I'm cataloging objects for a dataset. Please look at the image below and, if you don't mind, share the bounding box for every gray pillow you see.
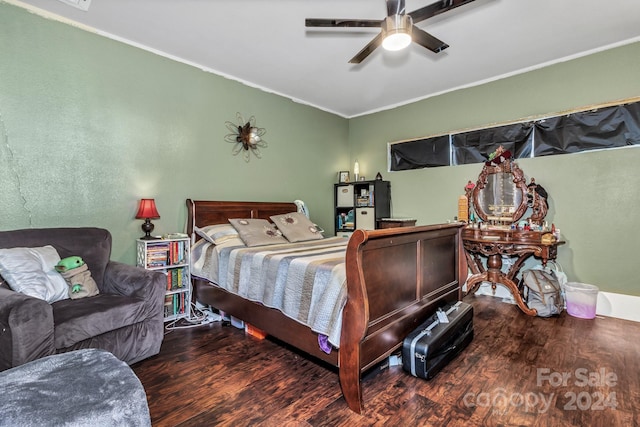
[228,219,288,247]
[270,212,324,243]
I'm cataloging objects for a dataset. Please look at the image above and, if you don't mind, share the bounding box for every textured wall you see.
[0,3,349,263]
[348,42,640,295]
[2,2,639,296]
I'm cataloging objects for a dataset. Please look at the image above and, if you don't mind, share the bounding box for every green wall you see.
[2,2,639,296]
[0,3,349,263]
[348,42,640,295]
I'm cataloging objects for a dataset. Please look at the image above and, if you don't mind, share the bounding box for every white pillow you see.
[194,224,244,246]
[0,245,69,303]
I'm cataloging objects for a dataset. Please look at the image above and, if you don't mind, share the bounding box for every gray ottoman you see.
[0,349,151,427]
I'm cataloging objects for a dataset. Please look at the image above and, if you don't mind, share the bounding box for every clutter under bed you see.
[186,199,466,414]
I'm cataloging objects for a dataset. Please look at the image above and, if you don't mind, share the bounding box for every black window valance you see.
[534,102,640,156]
[389,100,640,171]
[389,135,449,170]
[452,123,534,165]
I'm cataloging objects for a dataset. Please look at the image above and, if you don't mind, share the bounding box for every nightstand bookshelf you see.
[136,237,191,322]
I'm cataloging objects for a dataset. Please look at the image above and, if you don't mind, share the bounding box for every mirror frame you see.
[470,159,529,224]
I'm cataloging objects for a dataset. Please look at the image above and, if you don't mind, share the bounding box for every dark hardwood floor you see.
[132,296,640,426]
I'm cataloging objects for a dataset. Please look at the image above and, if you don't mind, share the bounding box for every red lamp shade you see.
[135,199,160,220]
[135,199,160,240]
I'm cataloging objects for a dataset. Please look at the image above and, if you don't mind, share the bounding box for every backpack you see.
[521,269,564,317]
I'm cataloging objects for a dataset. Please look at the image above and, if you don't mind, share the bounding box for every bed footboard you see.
[185,200,465,414]
[340,223,465,413]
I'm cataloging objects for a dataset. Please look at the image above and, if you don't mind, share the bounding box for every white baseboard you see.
[595,291,640,322]
[468,283,640,323]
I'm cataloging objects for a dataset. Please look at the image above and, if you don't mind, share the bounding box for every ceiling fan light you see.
[381,15,413,51]
[382,32,412,51]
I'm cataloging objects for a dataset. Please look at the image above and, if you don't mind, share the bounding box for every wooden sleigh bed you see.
[186,199,467,414]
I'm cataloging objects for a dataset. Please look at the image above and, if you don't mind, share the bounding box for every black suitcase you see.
[402,301,474,379]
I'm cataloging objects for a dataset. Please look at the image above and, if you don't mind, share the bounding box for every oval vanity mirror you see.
[471,159,528,224]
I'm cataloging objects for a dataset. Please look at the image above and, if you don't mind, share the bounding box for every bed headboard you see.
[186,199,298,238]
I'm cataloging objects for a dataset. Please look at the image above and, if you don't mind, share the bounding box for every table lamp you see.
[135,198,160,240]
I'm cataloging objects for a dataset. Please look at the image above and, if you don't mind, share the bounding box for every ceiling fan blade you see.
[412,26,449,53]
[349,33,383,64]
[305,18,381,28]
[386,0,406,17]
[409,0,477,24]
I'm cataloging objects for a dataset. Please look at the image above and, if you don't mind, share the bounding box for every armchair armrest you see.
[102,261,165,319]
[0,288,55,371]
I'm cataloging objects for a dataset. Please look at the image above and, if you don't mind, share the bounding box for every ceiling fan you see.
[305,0,477,64]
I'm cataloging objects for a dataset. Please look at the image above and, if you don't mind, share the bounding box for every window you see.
[389,100,640,171]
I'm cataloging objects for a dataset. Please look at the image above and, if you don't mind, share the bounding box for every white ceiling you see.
[10,0,640,118]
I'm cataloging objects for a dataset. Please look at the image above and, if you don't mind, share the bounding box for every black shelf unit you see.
[334,180,390,235]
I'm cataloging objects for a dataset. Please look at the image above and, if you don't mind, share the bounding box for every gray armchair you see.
[0,227,165,371]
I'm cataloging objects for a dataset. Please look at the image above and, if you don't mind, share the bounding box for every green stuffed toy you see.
[55,256,99,299]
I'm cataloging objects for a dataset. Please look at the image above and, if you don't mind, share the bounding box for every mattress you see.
[191,237,349,347]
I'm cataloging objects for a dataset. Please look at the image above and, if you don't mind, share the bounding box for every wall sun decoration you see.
[224,113,267,162]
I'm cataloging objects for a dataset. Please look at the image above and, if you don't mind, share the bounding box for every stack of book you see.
[163,293,187,317]
[166,267,187,290]
[145,241,170,267]
[145,240,186,268]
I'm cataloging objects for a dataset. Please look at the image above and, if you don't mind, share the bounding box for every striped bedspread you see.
[192,237,349,347]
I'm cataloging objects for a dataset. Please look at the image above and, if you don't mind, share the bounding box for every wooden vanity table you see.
[462,147,563,316]
[462,227,564,315]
